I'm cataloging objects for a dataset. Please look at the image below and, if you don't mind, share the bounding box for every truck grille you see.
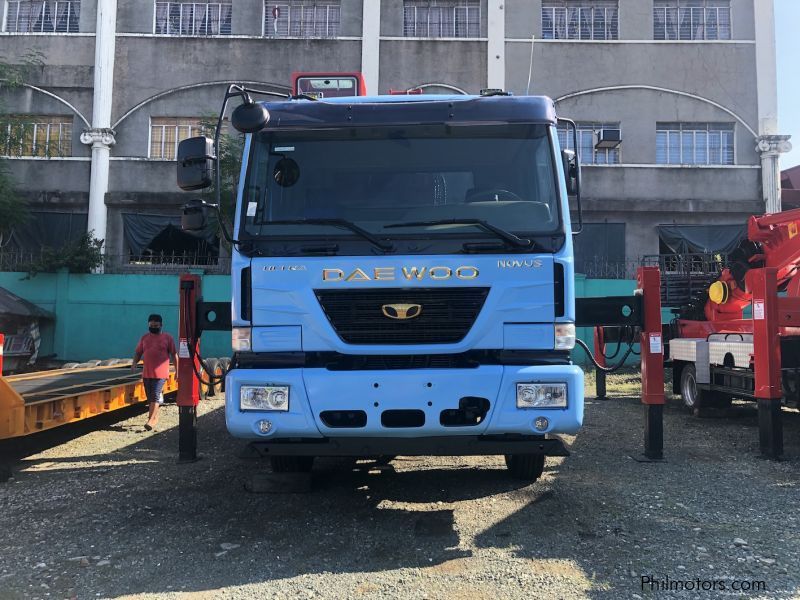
[314,287,490,345]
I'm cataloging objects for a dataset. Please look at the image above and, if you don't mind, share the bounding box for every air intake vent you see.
[314,287,489,345]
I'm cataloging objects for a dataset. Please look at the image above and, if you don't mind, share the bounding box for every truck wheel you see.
[270,456,314,473]
[679,364,702,410]
[202,358,219,398]
[679,364,731,412]
[504,454,545,481]
[218,357,231,393]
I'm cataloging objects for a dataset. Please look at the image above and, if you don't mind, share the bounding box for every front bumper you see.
[244,435,570,457]
[225,364,584,456]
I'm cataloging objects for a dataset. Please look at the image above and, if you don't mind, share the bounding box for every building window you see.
[653,0,731,40]
[4,1,80,33]
[558,123,621,165]
[656,123,734,165]
[403,0,481,38]
[2,116,73,157]
[149,118,208,160]
[541,1,618,40]
[154,2,232,36]
[264,1,341,38]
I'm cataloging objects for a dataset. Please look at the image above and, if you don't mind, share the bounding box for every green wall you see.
[1,271,652,366]
[0,270,231,362]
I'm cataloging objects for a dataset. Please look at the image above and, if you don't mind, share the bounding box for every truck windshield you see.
[240,123,562,254]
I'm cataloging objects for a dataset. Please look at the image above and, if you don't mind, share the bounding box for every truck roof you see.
[259,94,558,129]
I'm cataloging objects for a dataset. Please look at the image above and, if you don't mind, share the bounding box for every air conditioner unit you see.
[595,128,622,149]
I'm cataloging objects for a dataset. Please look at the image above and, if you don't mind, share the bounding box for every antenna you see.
[526,35,536,95]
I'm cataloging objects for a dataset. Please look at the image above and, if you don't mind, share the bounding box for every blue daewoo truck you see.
[178,89,584,480]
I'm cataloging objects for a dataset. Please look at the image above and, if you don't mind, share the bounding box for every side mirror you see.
[232,102,270,133]
[181,200,208,232]
[561,149,581,196]
[177,136,215,191]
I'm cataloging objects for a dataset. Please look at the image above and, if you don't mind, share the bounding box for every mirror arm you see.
[212,84,287,242]
[190,199,238,245]
[557,117,583,235]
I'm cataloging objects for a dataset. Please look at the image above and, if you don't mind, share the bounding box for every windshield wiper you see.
[384,219,532,249]
[265,219,394,252]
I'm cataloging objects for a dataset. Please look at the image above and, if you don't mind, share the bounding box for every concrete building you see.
[0,0,791,274]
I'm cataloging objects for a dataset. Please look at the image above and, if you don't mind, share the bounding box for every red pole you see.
[177,274,201,462]
[747,267,783,458]
[637,266,665,459]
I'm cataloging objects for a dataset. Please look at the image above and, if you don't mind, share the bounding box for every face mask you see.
[149,326,161,334]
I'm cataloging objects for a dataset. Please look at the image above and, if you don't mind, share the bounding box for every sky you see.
[776,0,800,169]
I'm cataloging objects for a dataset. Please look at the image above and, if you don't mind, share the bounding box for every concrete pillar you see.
[487,0,505,91]
[80,0,118,252]
[754,0,791,212]
[754,0,778,136]
[361,0,380,95]
[757,135,793,213]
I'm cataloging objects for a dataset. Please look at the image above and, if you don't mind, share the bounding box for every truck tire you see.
[679,364,731,412]
[219,357,231,393]
[203,358,219,398]
[504,454,545,481]
[270,456,314,473]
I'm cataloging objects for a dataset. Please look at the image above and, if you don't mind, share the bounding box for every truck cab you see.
[179,93,584,480]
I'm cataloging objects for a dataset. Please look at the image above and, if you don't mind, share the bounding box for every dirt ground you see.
[1,373,799,599]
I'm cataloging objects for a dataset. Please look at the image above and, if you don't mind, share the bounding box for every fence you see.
[0,270,232,362]
[6,251,716,281]
[642,253,726,307]
[0,251,230,276]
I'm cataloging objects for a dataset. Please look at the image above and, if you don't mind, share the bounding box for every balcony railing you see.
[4,0,80,33]
[0,251,229,275]
[154,2,232,36]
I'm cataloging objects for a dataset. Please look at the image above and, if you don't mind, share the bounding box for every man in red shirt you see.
[132,314,178,431]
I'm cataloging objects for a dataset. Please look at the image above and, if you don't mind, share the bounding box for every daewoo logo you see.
[381,303,422,320]
[322,266,479,282]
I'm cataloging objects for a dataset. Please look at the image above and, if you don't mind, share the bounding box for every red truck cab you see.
[291,72,366,98]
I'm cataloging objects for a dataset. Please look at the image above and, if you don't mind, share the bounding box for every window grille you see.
[2,115,73,157]
[149,117,209,160]
[558,123,621,165]
[154,2,232,36]
[4,1,80,33]
[403,0,481,38]
[656,123,735,165]
[653,0,731,40]
[264,1,341,38]
[541,1,618,40]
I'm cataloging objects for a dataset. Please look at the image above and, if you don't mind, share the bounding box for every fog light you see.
[257,419,272,434]
[534,416,549,431]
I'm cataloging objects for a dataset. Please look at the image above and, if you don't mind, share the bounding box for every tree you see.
[0,51,44,246]
[25,231,104,277]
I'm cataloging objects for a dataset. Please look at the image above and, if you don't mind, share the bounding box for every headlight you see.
[517,383,567,409]
[232,327,251,352]
[554,323,575,350]
[240,385,290,411]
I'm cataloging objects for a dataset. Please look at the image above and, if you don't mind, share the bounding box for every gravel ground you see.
[1,379,799,600]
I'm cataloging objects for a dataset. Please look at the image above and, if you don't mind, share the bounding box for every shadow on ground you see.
[1,394,799,599]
